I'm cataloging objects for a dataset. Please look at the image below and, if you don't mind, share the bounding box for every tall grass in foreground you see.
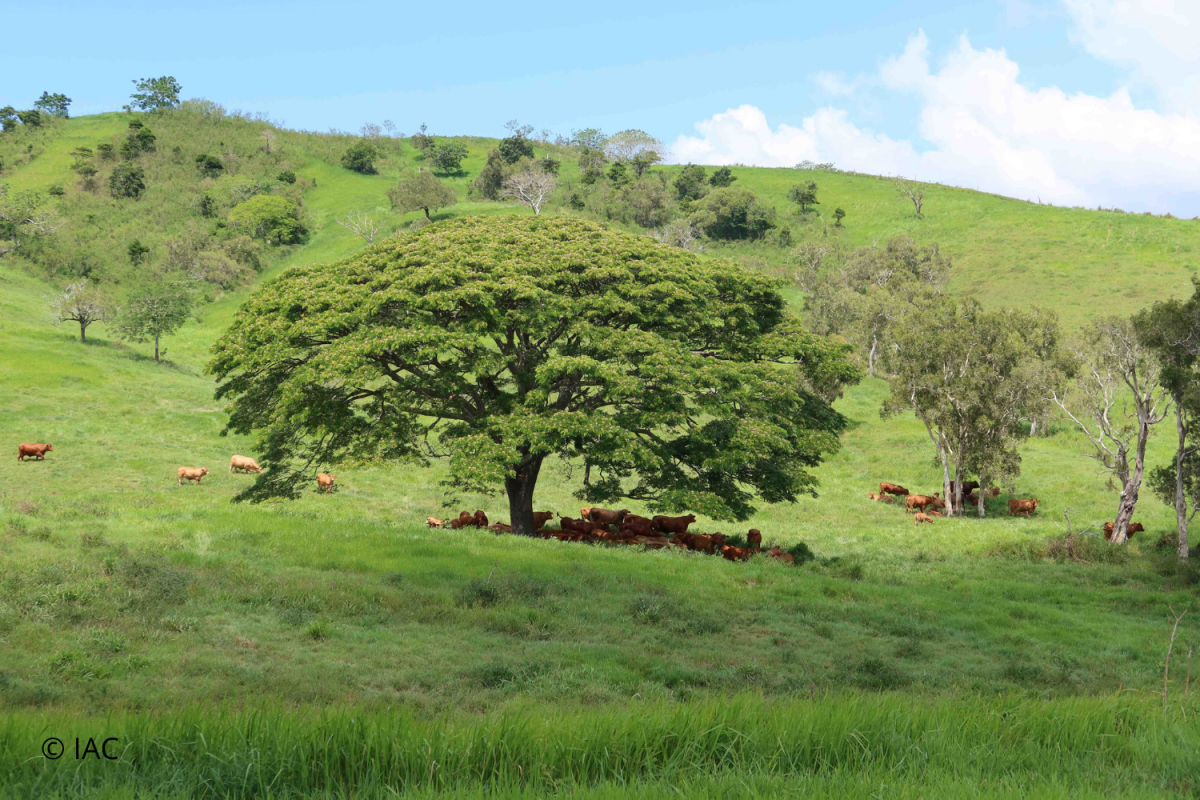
[2,694,1197,797]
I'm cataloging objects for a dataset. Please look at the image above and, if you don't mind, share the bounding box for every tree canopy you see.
[388,171,457,219]
[228,195,308,244]
[689,187,776,240]
[209,217,859,534]
[130,76,182,112]
[34,92,71,118]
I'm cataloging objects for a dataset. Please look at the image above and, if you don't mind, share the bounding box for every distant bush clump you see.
[109,162,146,199]
[228,195,308,245]
[195,154,224,177]
[689,187,776,240]
[341,141,378,174]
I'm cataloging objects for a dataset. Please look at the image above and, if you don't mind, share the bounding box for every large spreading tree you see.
[209,216,858,534]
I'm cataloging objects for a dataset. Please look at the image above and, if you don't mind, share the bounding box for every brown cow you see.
[905,494,938,513]
[913,512,934,525]
[317,473,337,493]
[949,480,980,496]
[765,546,795,564]
[879,482,908,496]
[426,516,445,528]
[489,522,512,533]
[533,511,555,530]
[473,510,489,529]
[620,520,658,538]
[587,508,630,526]
[721,545,755,562]
[177,467,209,485]
[989,487,1002,498]
[18,443,53,462]
[561,516,608,535]
[710,532,728,548]
[634,535,671,549]
[747,529,762,549]
[652,514,696,535]
[1103,521,1145,541]
[448,518,466,530]
[229,455,263,474]
[1008,498,1040,517]
[623,514,653,527]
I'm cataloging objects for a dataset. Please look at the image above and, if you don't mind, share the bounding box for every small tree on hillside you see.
[228,196,308,244]
[673,164,708,203]
[337,210,384,244]
[1051,317,1171,543]
[788,181,820,213]
[209,216,859,534]
[50,281,113,343]
[0,188,61,254]
[688,187,775,241]
[410,124,434,152]
[709,167,736,187]
[35,92,71,118]
[117,279,193,362]
[833,207,846,227]
[128,239,151,265]
[108,163,146,198]
[497,135,535,165]
[388,170,457,219]
[341,141,379,174]
[130,76,182,112]
[892,178,925,218]
[195,154,224,177]
[604,129,665,166]
[430,141,469,174]
[501,169,555,215]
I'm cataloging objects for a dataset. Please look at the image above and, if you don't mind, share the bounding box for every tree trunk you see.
[1112,418,1151,544]
[868,335,877,378]
[506,456,544,537]
[1175,403,1190,559]
[423,207,431,219]
[154,333,160,362]
[79,321,87,343]
[977,469,987,518]
[938,436,954,518]
[952,460,965,517]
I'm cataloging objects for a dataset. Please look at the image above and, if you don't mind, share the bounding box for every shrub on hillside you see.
[195,154,224,178]
[228,195,307,245]
[430,141,468,174]
[689,187,776,240]
[341,141,379,174]
[471,150,508,200]
[498,135,535,165]
[109,162,146,199]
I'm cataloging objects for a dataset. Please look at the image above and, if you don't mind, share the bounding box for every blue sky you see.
[4,0,1200,214]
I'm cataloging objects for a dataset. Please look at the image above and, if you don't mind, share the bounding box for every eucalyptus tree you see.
[209,217,859,534]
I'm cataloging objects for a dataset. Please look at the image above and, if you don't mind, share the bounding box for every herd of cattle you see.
[869,480,1142,540]
[426,507,796,564]
[16,443,1148,543]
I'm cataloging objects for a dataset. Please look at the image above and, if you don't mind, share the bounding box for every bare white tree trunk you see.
[1112,417,1152,544]
[1175,403,1190,559]
[868,334,878,378]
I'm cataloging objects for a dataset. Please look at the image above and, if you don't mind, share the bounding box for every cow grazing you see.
[317,473,337,493]
[177,467,209,485]
[473,510,489,529]
[229,455,263,474]
[1008,498,1040,517]
[913,512,934,525]
[905,494,938,513]
[879,482,908,496]
[426,516,445,528]
[532,511,555,530]
[17,443,53,462]
[747,529,762,549]
[652,514,697,535]
[587,508,630,526]
[1103,521,1145,541]
[721,545,755,562]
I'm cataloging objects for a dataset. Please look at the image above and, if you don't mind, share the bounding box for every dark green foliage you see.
[121,125,157,158]
[228,195,307,245]
[34,92,71,118]
[537,155,560,176]
[709,166,736,187]
[788,181,820,213]
[834,207,846,227]
[209,217,858,533]
[673,163,708,202]
[409,123,434,152]
[0,106,17,133]
[620,179,672,228]
[198,193,217,217]
[430,141,468,174]
[16,109,43,127]
[578,147,606,184]
[127,240,151,266]
[630,150,662,178]
[96,143,114,160]
[116,279,194,362]
[195,154,224,178]
[108,162,146,199]
[607,161,630,186]
[130,76,182,111]
[48,185,64,197]
[340,141,378,174]
[497,135,534,164]
[689,187,776,240]
[277,169,296,184]
[472,150,508,199]
[787,541,816,565]
[567,192,585,211]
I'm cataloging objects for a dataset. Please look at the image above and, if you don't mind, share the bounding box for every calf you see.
[229,455,263,474]
[317,473,337,493]
[177,467,209,485]
[765,546,795,564]
[652,514,697,535]
[1007,498,1039,517]
[721,545,755,562]
[1102,521,1145,541]
[913,512,934,525]
[426,516,445,528]
[879,482,908,497]
[473,510,488,529]
[489,522,512,533]
[17,443,53,462]
[747,529,762,549]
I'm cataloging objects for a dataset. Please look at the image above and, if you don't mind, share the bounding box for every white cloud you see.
[1064,0,1200,111]
[670,31,1200,214]
[813,71,857,96]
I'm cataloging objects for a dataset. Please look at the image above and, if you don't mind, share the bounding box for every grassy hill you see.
[2,111,1199,796]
